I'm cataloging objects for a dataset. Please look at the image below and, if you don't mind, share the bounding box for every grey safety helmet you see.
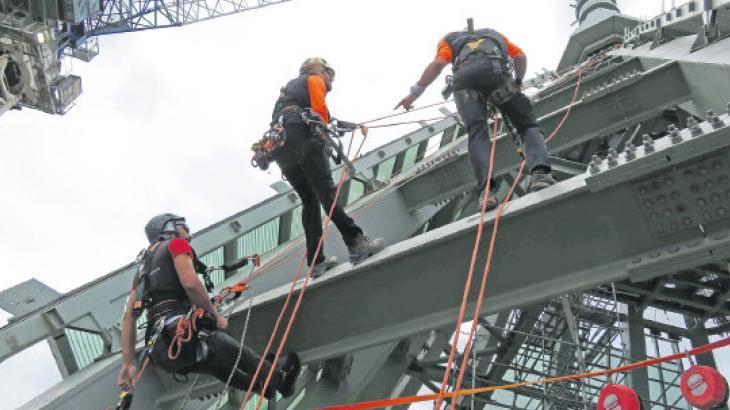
[299,57,335,78]
[144,213,189,244]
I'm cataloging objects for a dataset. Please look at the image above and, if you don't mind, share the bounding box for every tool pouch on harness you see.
[251,123,286,171]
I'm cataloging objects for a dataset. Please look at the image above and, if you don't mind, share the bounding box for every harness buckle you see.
[442,75,454,100]
[195,329,211,363]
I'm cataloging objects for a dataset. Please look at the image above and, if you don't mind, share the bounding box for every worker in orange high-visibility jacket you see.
[396,26,556,210]
[270,57,385,277]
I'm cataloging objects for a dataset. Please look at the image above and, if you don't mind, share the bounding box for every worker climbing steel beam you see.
[116,214,301,408]
[395,19,557,211]
[261,57,386,277]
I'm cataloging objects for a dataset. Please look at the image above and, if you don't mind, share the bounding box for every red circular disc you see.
[680,365,728,409]
[598,384,642,410]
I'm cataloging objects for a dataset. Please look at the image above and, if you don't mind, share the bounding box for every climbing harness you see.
[111,254,260,409]
[176,288,256,410]
[167,255,260,361]
[132,245,217,319]
[299,109,386,193]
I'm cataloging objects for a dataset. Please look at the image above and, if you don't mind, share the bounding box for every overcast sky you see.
[0,0,681,408]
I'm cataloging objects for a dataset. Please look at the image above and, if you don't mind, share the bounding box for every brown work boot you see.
[347,234,385,264]
[527,170,557,193]
[310,256,338,279]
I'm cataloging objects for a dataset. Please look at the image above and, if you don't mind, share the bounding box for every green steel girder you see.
[0,116,460,367]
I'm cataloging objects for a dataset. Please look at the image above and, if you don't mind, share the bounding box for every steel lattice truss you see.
[87,0,292,35]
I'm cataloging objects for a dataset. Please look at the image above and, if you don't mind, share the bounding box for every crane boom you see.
[87,0,292,36]
[0,0,292,117]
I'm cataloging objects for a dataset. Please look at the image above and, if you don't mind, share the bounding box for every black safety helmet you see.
[144,213,189,244]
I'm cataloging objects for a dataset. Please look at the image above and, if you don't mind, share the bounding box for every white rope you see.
[206,292,255,409]
[175,288,255,410]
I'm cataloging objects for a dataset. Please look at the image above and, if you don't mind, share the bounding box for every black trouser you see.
[150,319,281,398]
[275,119,363,266]
[452,60,551,193]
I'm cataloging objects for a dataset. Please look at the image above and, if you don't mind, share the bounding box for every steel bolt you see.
[607,148,619,168]
[669,124,683,144]
[625,143,637,160]
[643,134,655,153]
[712,115,726,129]
[688,117,703,136]
[589,154,602,174]
[708,110,725,128]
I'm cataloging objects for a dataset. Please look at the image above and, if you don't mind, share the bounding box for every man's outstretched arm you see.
[394,58,449,111]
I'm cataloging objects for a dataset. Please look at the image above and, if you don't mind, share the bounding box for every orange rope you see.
[239,251,308,407]
[451,159,527,409]
[321,337,730,410]
[240,131,363,409]
[449,65,585,408]
[435,115,500,408]
[254,130,368,410]
[131,356,150,388]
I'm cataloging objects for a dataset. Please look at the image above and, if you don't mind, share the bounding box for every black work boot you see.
[278,352,302,398]
[527,168,556,193]
[310,256,338,279]
[347,234,385,264]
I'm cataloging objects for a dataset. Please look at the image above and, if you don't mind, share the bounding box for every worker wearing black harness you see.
[270,57,385,277]
[117,213,300,401]
[395,23,556,210]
